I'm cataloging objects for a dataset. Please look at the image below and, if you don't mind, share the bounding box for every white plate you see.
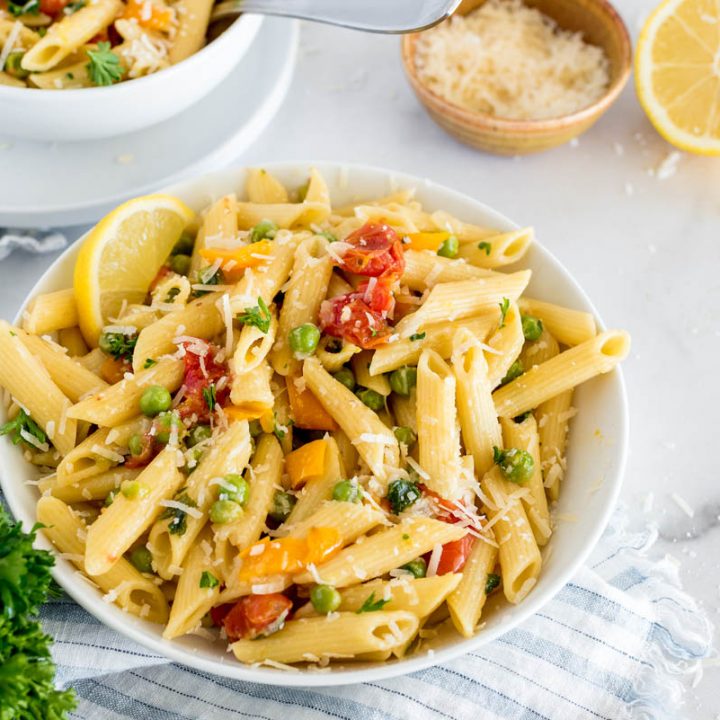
[0,163,629,687]
[0,18,298,229]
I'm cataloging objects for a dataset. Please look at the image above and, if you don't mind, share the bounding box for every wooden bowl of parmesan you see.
[401,0,631,155]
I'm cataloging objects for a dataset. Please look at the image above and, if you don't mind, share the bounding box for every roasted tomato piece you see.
[357,278,395,316]
[124,434,158,469]
[338,223,404,278]
[319,295,390,350]
[39,0,69,14]
[222,594,293,641]
[210,603,234,627]
[177,340,230,422]
[435,534,475,575]
[419,485,475,574]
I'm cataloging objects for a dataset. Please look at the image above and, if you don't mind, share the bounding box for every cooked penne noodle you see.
[485,301,525,388]
[303,357,399,482]
[457,227,534,268]
[352,350,391,396]
[416,349,462,500]
[168,0,214,63]
[58,327,89,357]
[500,416,551,546]
[85,447,184,576]
[39,466,140,503]
[401,250,496,291]
[493,330,631,418]
[481,468,541,604]
[518,297,596,347]
[0,320,76,455]
[246,168,289,203]
[231,611,419,664]
[37,496,168,623]
[452,330,501,476]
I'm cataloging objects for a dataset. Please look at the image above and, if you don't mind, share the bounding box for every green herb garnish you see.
[8,0,39,16]
[0,409,47,448]
[356,592,391,614]
[199,571,219,589]
[485,572,501,594]
[498,297,510,328]
[238,297,271,333]
[202,384,216,412]
[477,241,492,256]
[159,492,197,536]
[409,332,425,341]
[86,42,123,87]
[98,331,137,361]
[143,358,157,369]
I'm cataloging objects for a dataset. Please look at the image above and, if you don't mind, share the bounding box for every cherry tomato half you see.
[222,594,293,641]
[338,223,404,279]
[319,295,390,350]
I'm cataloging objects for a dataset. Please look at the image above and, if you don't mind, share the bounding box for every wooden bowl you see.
[401,0,632,155]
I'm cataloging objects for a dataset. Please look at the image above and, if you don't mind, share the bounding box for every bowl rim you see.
[0,161,629,686]
[0,11,262,100]
[401,0,632,131]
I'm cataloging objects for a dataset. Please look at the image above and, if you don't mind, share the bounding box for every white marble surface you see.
[1,1,719,715]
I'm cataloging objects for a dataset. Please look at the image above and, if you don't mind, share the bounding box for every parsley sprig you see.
[86,42,123,87]
[199,571,219,589]
[238,297,271,333]
[0,409,47,448]
[356,592,390,614]
[159,491,196,536]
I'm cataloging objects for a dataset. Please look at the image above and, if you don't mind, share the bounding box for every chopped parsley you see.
[8,0,39,16]
[409,332,426,341]
[86,42,123,87]
[237,297,271,333]
[500,359,524,386]
[193,266,224,296]
[402,533,410,540]
[199,571,219,589]
[143,358,157,369]
[485,572,501,594]
[159,492,197,536]
[356,592,391,614]
[98,331,137,360]
[272,413,291,441]
[0,409,47,448]
[477,241,492,256]
[498,297,510,328]
[202,384,216,412]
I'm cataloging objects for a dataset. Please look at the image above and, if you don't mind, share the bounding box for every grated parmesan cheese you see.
[158,499,203,519]
[414,0,610,121]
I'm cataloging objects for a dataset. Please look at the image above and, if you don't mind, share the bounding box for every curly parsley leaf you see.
[0,507,77,718]
[356,592,390,614]
[0,409,47,449]
[98,331,137,361]
[238,297,271,334]
[86,42,123,87]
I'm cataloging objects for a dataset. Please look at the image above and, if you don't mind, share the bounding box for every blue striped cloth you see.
[34,513,711,720]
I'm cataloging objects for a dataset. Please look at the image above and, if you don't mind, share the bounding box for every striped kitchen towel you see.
[36,512,712,720]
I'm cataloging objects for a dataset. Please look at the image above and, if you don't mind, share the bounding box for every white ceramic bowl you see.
[0,163,628,686]
[0,14,263,142]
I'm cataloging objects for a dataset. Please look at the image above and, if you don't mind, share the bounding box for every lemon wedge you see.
[636,0,720,155]
[74,194,195,345]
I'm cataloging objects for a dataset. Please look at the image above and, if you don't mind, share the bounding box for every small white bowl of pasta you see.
[0,6,262,142]
[0,163,629,686]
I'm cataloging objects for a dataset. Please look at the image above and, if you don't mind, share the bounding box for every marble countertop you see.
[1,0,718,715]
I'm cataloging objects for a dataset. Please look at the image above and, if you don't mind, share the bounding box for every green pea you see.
[521,314,543,342]
[333,367,355,391]
[393,426,416,447]
[210,499,243,524]
[140,385,172,417]
[121,480,145,499]
[154,412,183,444]
[249,419,263,438]
[128,434,144,456]
[437,235,459,258]
[129,546,153,574]
[389,367,417,396]
[288,323,321,357]
[269,490,296,523]
[401,558,426,578]
[501,360,524,386]
[494,446,535,484]
[220,474,249,506]
[332,479,360,503]
[310,584,341,614]
[169,253,192,276]
[356,388,384,411]
[187,424,212,447]
[172,232,195,255]
[5,51,29,79]
[249,219,278,243]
